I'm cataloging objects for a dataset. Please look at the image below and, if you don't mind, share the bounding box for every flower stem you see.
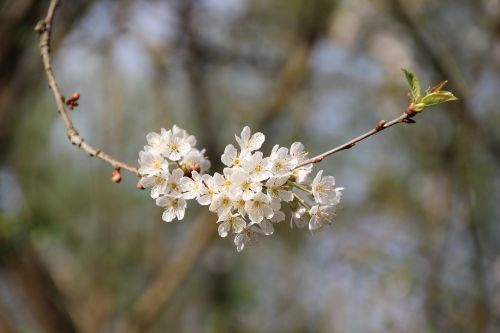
[288,181,313,194]
[293,193,311,209]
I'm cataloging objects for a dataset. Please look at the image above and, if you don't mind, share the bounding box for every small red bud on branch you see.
[184,162,201,178]
[65,92,81,110]
[375,120,386,131]
[111,168,122,183]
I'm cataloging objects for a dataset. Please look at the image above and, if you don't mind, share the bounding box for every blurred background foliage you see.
[1,0,500,332]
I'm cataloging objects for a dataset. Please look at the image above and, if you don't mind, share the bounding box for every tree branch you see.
[37,0,138,174]
[295,110,414,169]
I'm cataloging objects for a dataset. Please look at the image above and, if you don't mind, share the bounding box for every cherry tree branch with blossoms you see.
[137,125,344,251]
[37,0,457,253]
[36,0,138,175]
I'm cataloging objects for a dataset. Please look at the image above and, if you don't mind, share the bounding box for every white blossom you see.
[290,206,309,229]
[242,151,271,182]
[145,128,168,154]
[197,174,218,205]
[217,213,246,237]
[311,170,338,204]
[140,171,169,199]
[209,192,233,217]
[172,125,196,147]
[259,219,274,235]
[180,170,205,200]
[234,233,249,252]
[213,168,236,194]
[138,150,168,176]
[230,169,262,200]
[266,176,293,206]
[232,194,247,217]
[221,144,250,168]
[308,204,337,231]
[234,226,260,252]
[290,142,307,162]
[235,126,265,152]
[245,192,274,224]
[161,129,191,161]
[269,145,293,176]
[156,195,187,222]
[260,209,286,236]
[165,168,184,197]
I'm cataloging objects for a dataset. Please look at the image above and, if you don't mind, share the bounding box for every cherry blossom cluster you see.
[138,126,343,252]
[138,125,211,221]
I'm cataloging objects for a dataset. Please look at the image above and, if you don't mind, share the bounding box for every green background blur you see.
[1,0,500,332]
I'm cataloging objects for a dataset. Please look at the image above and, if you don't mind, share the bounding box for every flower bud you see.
[71,92,80,101]
[184,162,201,178]
[137,180,145,190]
[111,169,122,183]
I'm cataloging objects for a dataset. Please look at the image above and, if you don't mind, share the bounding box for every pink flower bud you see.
[111,169,122,183]
[71,92,80,101]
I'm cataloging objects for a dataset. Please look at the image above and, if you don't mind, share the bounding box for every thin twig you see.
[295,111,414,169]
[37,0,138,174]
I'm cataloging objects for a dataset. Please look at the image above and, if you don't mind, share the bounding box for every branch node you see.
[313,156,324,163]
[375,120,386,131]
[34,20,47,34]
[405,105,417,117]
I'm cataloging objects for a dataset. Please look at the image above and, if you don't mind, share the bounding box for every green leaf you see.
[426,80,448,94]
[402,68,421,102]
[421,91,458,106]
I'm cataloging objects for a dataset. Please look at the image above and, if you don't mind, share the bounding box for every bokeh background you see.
[1,0,500,332]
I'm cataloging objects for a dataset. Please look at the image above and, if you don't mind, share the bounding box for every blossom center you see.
[169,143,178,151]
[242,181,250,191]
[222,197,231,206]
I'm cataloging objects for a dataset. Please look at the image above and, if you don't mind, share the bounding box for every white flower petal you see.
[218,221,231,238]
[260,220,274,236]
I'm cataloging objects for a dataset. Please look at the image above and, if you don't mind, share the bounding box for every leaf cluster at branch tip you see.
[402,68,458,112]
